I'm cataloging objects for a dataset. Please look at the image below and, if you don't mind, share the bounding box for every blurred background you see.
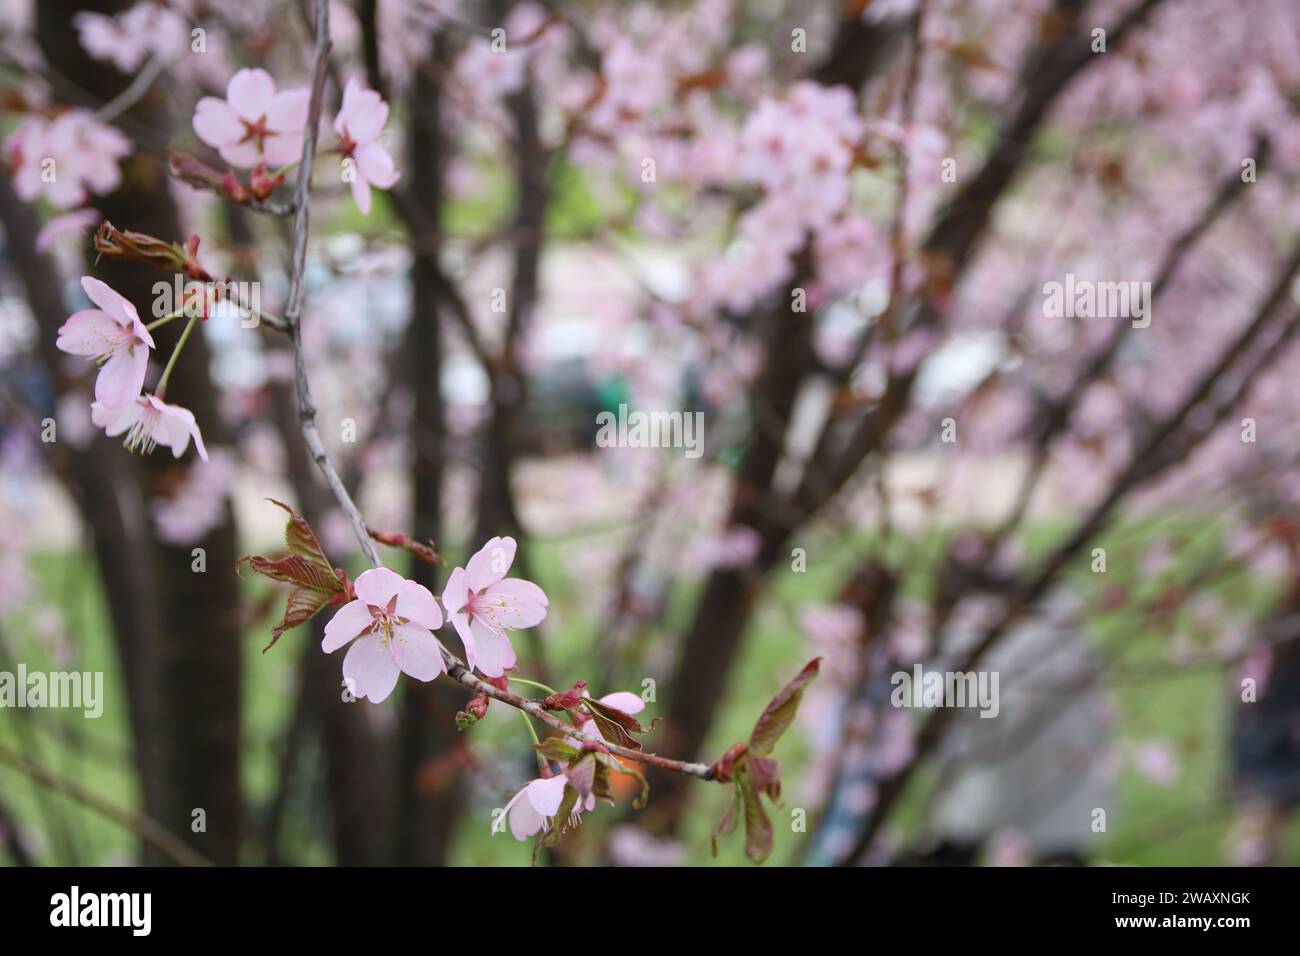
[2,0,1300,866]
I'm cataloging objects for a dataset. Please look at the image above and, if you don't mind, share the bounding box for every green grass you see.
[4,519,1300,866]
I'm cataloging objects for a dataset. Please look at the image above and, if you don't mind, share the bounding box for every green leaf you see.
[533,738,582,765]
[748,658,821,757]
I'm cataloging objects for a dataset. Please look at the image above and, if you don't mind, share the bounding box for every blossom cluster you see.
[321,536,548,701]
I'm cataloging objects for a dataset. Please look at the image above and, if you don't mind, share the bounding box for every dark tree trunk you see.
[36,0,243,865]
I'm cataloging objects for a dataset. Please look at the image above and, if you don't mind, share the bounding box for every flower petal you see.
[466,536,516,591]
[395,578,442,629]
[353,566,405,607]
[349,172,372,215]
[342,633,400,702]
[262,129,305,167]
[450,611,476,671]
[322,598,372,653]
[355,142,398,189]
[598,692,646,715]
[391,621,446,682]
[227,68,276,122]
[94,347,148,408]
[469,617,515,678]
[56,309,119,357]
[266,88,310,135]
[80,275,137,325]
[525,775,568,817]
[442,567,470,615]
[482,578,549,628]
[193,96,243,147]
[505,789,544,841]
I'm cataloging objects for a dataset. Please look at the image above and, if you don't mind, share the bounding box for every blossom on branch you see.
[333,78,399,215]
[442,536,548,679]
[56,276,154,408]
[193,68,310,169]
[91,394,208,462]
[322,567,446,703]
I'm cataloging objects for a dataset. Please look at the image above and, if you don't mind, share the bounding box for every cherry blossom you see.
[193,69,310,169]
[56,276,154,408]
[91,394,208,461]
[494,774,569,841]
[7,110,130,209]
[35,208,100,253]
[322,567,445,702]
[333,78,399,215]
[442,536,548,678]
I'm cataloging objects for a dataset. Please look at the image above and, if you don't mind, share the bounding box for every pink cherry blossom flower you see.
[35,208,100,253]
[322,567,446,703]
[494,773,594,841]
[193,69,310,169]
[333,78,399,215]
[91,394,208,461]
[56,276,154,408]
[442,536,548,678]
[7,110,130,209]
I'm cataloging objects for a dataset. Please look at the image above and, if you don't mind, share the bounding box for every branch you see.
[278,0,717,786]
[0,744,212,868]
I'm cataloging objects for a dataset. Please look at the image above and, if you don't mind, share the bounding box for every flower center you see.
[368,594,405,645]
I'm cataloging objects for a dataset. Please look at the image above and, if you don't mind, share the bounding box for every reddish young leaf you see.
[237,500,345,652]
[748,658,821,757]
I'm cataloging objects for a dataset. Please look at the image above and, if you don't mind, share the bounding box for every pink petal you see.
[193,96,243,147]
[322,598,372,653]
[482,578,548,628]
[92,398,143,436]
[395,578,442,629]
[504,788,544,840]
[466,536,516,591]
[226,68,276,122]
[349,173,372,215]
[80,275,137,325]
[353,566,404,606]
[391,621,445,682]
[218,139,260,169]
[470,617,515,678]
[262,130,305,168]
[450,611,476,671]
[355,142,398,189]
[343,90,388,144]
[342,633,400,702]
[525,776,568,817]
[154,400,201,458]
[598,692,645,715]
[266,88,310,134]
[56,309,118,357]
[442,566,469,615]
[93,347,147,408]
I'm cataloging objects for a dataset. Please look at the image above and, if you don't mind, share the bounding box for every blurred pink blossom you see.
[193,68,310,168]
